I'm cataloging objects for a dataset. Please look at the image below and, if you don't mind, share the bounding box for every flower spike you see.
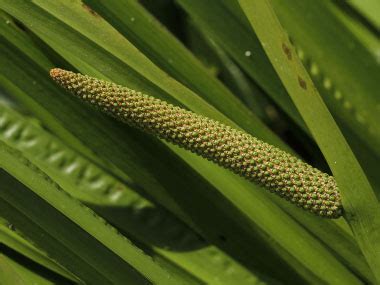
[50,68,343,218]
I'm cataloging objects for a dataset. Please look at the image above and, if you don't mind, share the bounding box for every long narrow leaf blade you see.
[0,141,188,285]
[238,0,380,282]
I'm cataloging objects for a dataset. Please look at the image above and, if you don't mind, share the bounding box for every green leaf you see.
[0,220,76,282]
[0,103,137,207]
[268,0,380,158]
[238,0,380,282]
[347,0,380,31]
[0,141,188,285]
[0,253,55,285]
[186,21,271,122]
[0,11,102,165]
[175,0,306,131]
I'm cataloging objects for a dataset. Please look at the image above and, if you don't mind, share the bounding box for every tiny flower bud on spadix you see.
[50,68,343,218]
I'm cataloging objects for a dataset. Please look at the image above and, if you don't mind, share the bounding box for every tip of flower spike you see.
[50,68,64,78]
[49,68,119,107]
[49,68,83,95]
[50,68,73,86]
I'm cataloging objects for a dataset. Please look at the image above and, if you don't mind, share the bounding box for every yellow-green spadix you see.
[50,68,343,218]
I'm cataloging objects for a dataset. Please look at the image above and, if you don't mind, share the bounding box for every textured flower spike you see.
[50,68,343,218]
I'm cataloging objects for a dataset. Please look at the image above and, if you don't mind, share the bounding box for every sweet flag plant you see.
[0,0,379,284]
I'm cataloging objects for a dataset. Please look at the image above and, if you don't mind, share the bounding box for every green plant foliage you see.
[0,142,191,285]
[0,0,378,284]
[238,0,380,282]
[0,219,76,282]
[0,253,59,285]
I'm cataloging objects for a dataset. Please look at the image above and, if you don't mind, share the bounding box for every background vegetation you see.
[0,0,379,284]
